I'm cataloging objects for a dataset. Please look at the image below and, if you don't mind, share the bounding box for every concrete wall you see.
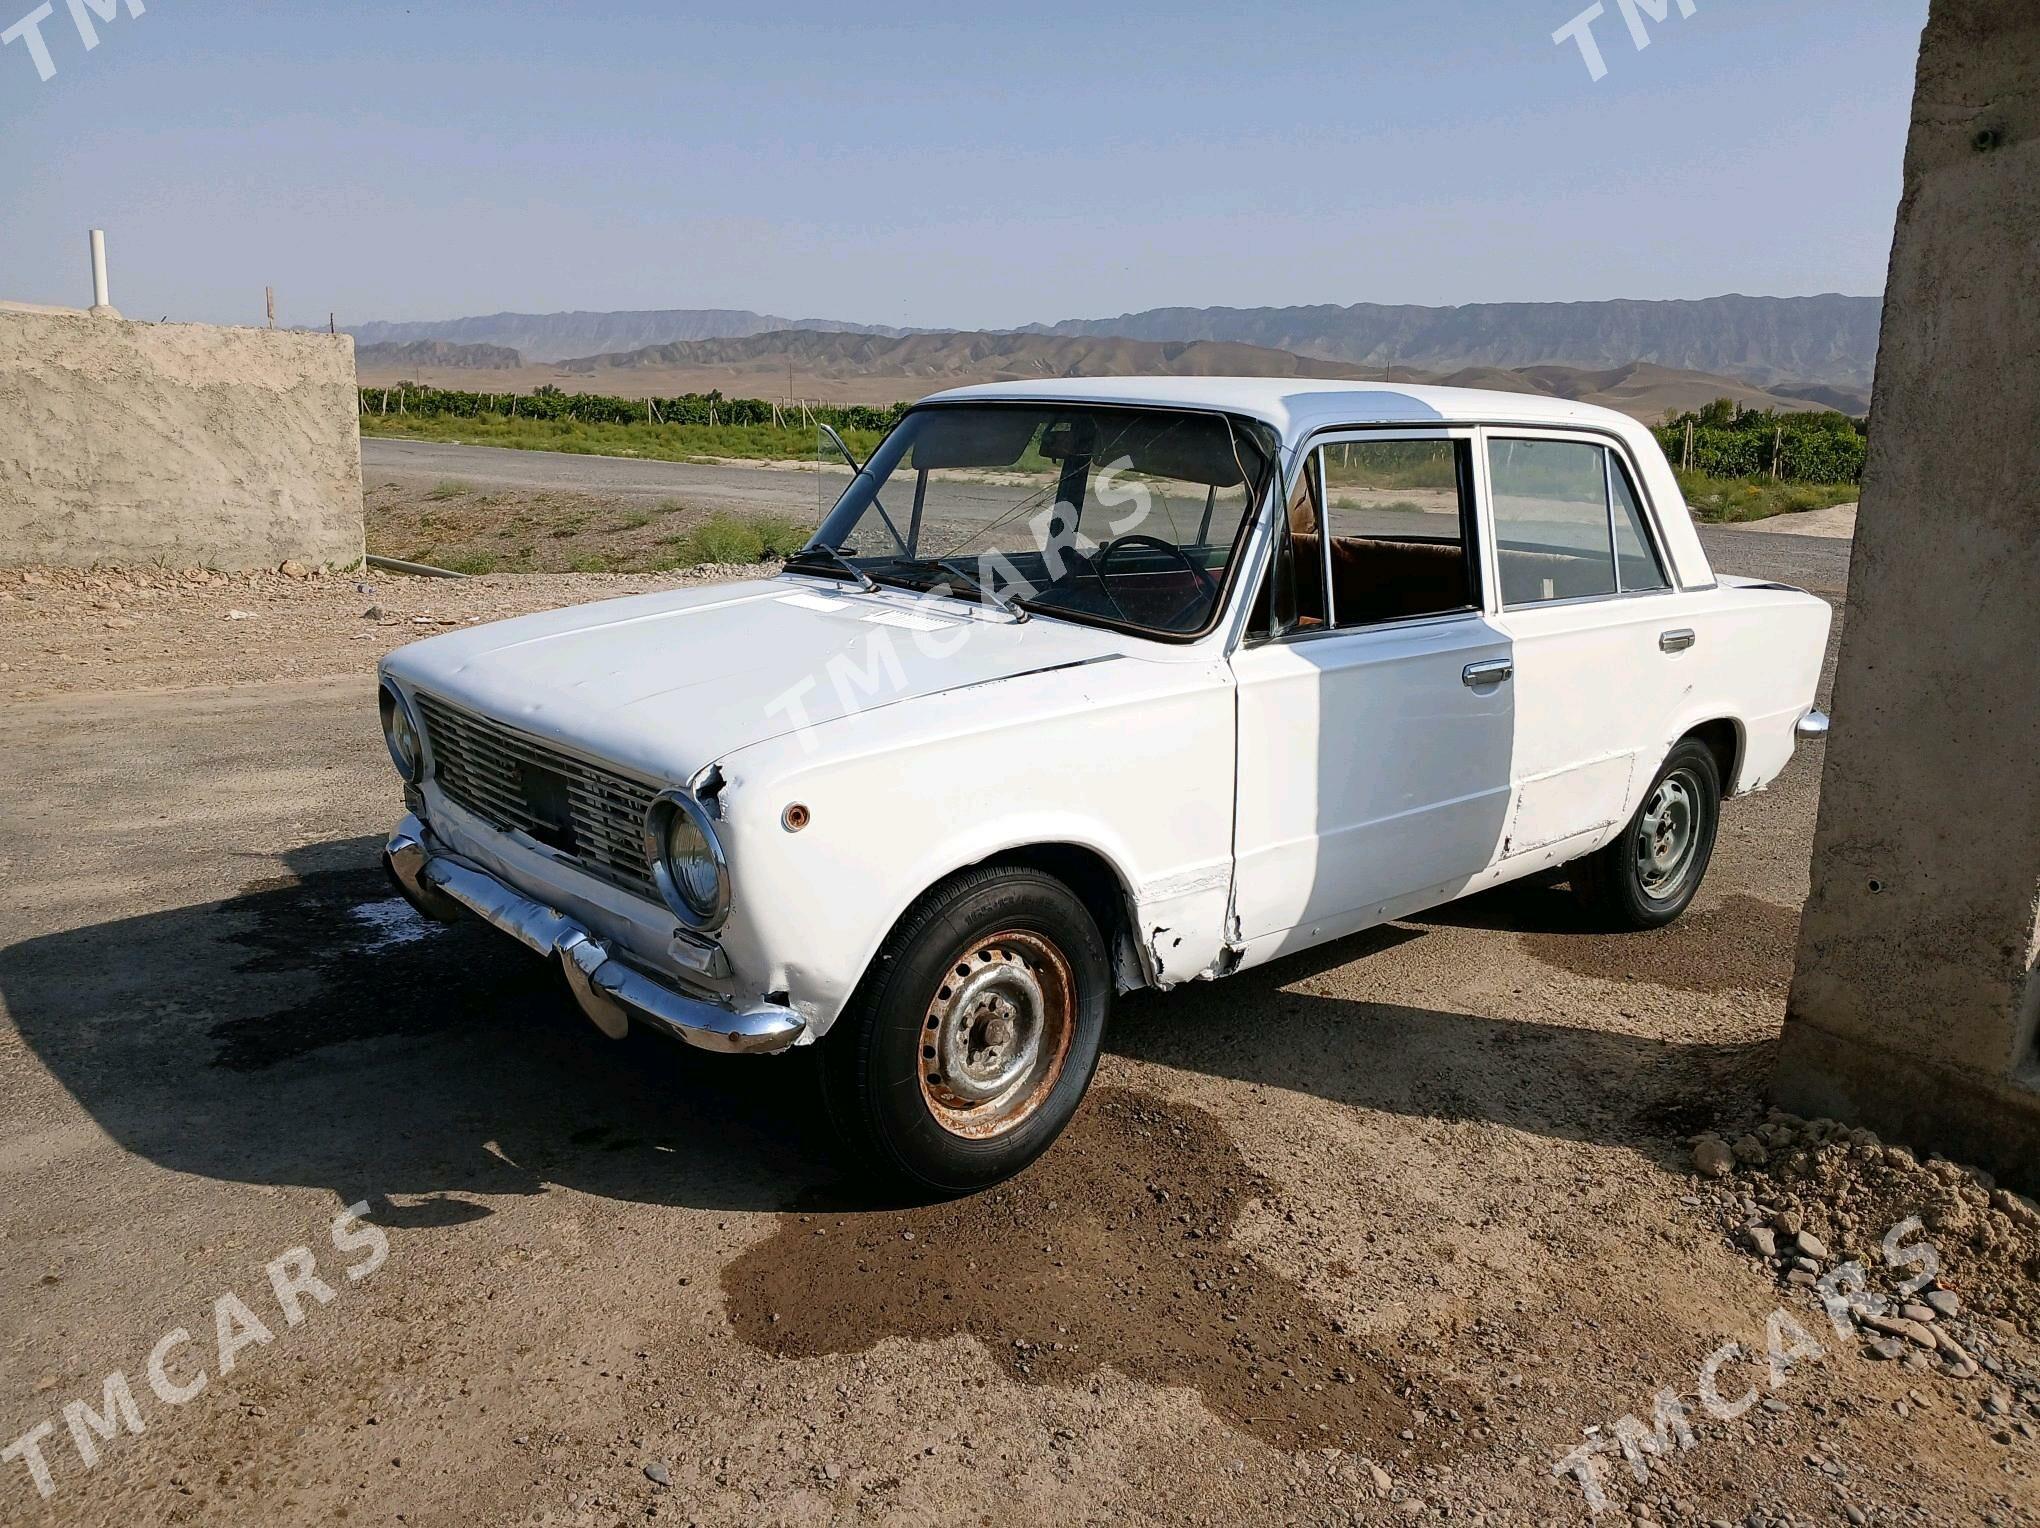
[1777,0,2040,1191]
[0,308,363,571]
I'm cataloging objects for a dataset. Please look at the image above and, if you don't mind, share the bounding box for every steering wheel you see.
[1095,534,1219,628]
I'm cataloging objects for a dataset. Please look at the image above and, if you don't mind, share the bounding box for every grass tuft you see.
[1674,471,1857,523]
[656,513,811,569]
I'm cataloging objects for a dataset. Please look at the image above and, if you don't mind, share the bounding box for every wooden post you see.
[328,312,336,335]
[1773,426,1784,481]
[380,388,389,416]
[1683,419,1694,471]
[265,287,275,328]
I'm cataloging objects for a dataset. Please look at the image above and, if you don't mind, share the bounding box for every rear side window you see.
[1488,438,1668,606]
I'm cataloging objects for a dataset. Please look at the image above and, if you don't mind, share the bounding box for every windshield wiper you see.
[926,557,1028,623]
[786,542,877,591]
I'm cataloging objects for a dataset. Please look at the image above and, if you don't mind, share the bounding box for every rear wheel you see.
[820,865,1110,1194]
[1571,739,1721,930]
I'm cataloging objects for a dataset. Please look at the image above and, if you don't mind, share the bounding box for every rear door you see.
[1479,430,1696,863]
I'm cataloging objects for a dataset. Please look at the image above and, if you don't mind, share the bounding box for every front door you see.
[1229,430,1517,960]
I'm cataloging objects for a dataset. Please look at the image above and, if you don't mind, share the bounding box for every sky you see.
[0,0,1929,331]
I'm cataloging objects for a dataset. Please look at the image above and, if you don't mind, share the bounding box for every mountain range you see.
[350,309,902,363]
[348,293,1881,389]
[353,326,1873,422]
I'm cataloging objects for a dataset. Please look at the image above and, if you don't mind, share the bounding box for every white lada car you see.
[380,379,1831,1192]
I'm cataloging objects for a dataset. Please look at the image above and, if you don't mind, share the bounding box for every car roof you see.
[922,375,1643,446]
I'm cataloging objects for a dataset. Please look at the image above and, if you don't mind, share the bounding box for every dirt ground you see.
[0,555,2035,1527]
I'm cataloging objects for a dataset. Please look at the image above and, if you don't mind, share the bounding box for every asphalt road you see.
[364,437,1852,596]
[363,436,855,519]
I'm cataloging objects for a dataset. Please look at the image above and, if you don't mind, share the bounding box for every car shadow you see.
[0,835,836,1218]
[0,836,1764,1217]
[1107,918,1769,1160]
[1402,872,1592,935]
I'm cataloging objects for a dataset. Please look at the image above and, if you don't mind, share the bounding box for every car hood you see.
[380,577,1132,784]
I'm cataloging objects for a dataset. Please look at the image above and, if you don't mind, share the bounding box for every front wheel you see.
[1570,739,1721,930]
[820,865,1110,1195]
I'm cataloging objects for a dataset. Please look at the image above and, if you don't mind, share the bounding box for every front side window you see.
[797,404,1277,639]
[1320,439,1479,627]
[1252,436,1480,636]
[1488,437,1667,606]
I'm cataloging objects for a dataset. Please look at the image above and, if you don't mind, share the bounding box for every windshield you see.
[795,403,1278,638]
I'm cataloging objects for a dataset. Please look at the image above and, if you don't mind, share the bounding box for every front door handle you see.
[1463,660,1513,688]
[1660,628,1696,654]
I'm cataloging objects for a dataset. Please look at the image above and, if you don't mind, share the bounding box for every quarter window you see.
[1610,460,1670,593]
[1488,438,1667,606]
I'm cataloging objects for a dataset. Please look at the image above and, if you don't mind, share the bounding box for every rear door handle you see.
[1463,660,1513,687]
[1660,628,1696,653]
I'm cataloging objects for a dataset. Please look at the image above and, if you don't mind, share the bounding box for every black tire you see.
[1570,739,1721,930]
[820,865,1111,1195]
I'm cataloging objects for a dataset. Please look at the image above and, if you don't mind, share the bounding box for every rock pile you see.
[1689,1110,2040,1374]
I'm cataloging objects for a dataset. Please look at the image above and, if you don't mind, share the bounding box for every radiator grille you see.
[414,692,660,900]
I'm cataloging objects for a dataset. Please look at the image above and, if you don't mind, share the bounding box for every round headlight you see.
[379,683,423,783]
[646,790,730,929]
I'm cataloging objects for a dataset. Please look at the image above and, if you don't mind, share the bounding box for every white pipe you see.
[89,229,110,309]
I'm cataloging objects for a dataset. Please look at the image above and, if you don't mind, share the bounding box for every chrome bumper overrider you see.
[1795,708,1831,740]
[382,815,804,1055]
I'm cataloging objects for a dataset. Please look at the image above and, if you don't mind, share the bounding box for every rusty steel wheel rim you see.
[916,929,1075,1140]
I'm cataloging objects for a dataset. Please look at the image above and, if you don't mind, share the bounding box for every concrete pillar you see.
[1776,2,2040,1192]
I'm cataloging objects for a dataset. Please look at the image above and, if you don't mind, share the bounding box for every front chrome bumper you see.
[382,815,804,1056]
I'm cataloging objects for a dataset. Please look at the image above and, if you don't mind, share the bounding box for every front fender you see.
[707,655,1239,1035]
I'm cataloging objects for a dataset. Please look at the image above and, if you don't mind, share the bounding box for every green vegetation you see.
[359,382,902,465]
[1674,471,1857,524]
[362,411,891,466]
[425,479,472,500]
[433,548,502,574]
[655,513,811,569]
[1654,399,1866,486]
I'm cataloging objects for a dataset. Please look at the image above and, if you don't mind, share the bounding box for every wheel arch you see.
[841,837,1153,1024]
[1677,716,1744,795]
[975,841,1145,988]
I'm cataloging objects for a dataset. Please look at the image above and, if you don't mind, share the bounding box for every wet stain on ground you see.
[209,865,552,1070]
[722,1088,1450,1456]
[1516,893,1800,994]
